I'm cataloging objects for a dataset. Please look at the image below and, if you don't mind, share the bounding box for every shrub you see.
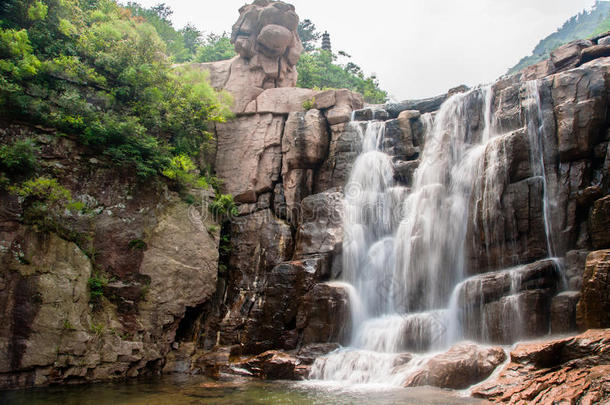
[209,193,238,220]
[88,272,108,303]
[0,138,38,177]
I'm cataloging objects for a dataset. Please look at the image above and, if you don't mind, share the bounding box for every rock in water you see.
[402,343,506,390]
[471,329,610,404]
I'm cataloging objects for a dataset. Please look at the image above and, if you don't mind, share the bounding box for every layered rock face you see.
[178,34,610,399]
[472,329,610,404]
[0,126,220,389]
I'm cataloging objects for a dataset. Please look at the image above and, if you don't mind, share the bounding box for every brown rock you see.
[315,123,363,192]
[403,343,506,389]
[471,329,610,404]
[297,282,352,344]
[253,87,317,114]
[215,114,284,202]
[550,291,581,334]
[282,109,329,172]
[256,24,292,57]
[576,250,610,330]
[550,39,593,70]
[294,191,344,258]
[579,44,610,65]
[138,200,219,335]
[521,59,555,81]
[590,196,610,249]
[236,350,300,380]
[551,66,607,161]
[325,105,353,125]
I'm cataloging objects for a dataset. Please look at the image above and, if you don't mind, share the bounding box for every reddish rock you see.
[576,250,610,330]
[297,283,351,344]
[403,343,506,390]
[590,196,610,249]
[237,350,300,380]
[550,39,593,70]
[471,329,610,404]
[550,291,581,334]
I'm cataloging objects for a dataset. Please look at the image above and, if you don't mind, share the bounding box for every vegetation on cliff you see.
[296,19,387,104]
[0,0,231,188]
[509,0,610,74]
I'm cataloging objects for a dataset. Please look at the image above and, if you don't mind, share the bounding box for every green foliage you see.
[11,176,71,203]
[302,97,315,110]
[162,154,209,189]
[63,319,76,330]
[298,19,321,52]
[0,0,231,183]
[128,238,147,250]
[0,138,38,177]
[194,32,236,63]
[294,18,386,103]
[89,322,104,336]
[88,272,108,303]
[27,1,48,22]
[207,224,218,234]
[509,1,610,74]
[297,50,387,104]
[209,193,238,220]
[10,176,86,234]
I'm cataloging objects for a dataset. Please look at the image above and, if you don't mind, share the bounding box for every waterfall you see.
[310,82,561,386]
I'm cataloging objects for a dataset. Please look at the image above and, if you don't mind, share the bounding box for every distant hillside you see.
[509,1,610,74]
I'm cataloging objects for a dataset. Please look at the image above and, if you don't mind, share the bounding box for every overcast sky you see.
[129,0,596,100]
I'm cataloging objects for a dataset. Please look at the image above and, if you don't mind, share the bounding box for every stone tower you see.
[321,31,331,51]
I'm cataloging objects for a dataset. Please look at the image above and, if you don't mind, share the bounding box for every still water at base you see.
[0,375,488,404]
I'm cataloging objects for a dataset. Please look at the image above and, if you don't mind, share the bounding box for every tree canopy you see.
[296,19,387,104]
[0,0,231,184]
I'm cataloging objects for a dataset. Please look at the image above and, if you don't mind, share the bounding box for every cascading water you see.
[310,82,561,386]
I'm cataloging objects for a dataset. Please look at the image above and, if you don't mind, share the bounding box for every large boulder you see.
[293,191,344,258]
[193,1,304,113]
[576,250,610,330]
[282,109,329,172]
[551,64,607,162]
[590,196,610,249]
[472,329,610,404]
[402,343,506,390]
[215,114,284,203]
[296,282,352,344]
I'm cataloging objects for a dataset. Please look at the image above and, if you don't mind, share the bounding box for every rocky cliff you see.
[0,124,220,388]
[2,1,610,401]
[169,18,610,402]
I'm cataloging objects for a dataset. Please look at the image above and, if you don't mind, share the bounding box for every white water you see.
[311,83,560,386]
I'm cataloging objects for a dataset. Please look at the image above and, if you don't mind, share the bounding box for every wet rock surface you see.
[576,250,610,330]
[402,343,507,390]
[471,329,610,404]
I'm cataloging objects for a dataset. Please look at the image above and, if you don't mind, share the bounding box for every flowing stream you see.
[310,83,559,385]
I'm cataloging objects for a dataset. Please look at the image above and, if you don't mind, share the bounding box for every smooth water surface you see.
[0,375,488,405]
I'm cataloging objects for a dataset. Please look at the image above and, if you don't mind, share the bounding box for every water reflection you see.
[0,375,488,405]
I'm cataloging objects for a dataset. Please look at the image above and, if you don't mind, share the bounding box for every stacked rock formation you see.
[193,0,304,112]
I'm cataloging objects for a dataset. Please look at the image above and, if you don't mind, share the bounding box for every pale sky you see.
[128,0,597,100]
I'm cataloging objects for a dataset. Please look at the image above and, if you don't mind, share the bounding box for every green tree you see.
[297,50,387,104]
[297,19,320,52]
[194,32,236,63]
[0,0,231,183]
